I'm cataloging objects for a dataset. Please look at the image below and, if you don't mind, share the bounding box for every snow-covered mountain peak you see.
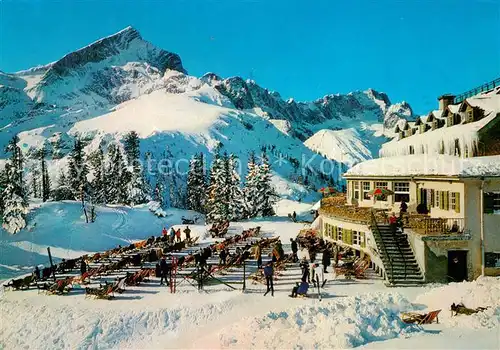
[20,26,185,106]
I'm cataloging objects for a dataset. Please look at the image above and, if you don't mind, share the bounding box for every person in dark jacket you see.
[80,259,87,276]
[263,262,274,296]
[183,226,191,242]
[219,248,227,266]
[400,200,408,214]
[33,266,41,280]
[290,281,309,298]
[322,247,331,273]
[292,211,297,222]
[159,256,170,286]
[290,238,298,262]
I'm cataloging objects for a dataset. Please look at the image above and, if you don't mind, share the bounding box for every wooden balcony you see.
[319,195,385,225]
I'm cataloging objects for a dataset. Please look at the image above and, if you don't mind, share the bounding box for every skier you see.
[183,226,191,242]
[311,263,324,288]
[263,262,274,296]
[175,228,182,243]
[159,256,170,286]
[322,246,331,273]
[80,259,87,276]
[292,211,297,222]
[290,238,298,262]
[300,260,310,283]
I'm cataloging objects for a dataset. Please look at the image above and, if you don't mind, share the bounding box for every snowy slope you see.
[0,201,204,279]
[304,128,386,166]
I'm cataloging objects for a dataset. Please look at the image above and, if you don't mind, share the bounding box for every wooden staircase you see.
[370,212,425,286]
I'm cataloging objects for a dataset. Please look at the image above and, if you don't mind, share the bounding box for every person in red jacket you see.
[389,212,398,238]
[162,227,168,236]
[175,228,182,243]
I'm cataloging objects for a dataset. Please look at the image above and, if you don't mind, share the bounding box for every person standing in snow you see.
[322,246,331,273]
[219,248,227,266]
[169,227,176,244]
[183,226,191,242]
[80,259,87,276]
[33,266,41,281]
[292,211,297,222]
[162,227,168,236]
[290,238,298,262]
[159,256,170,286]
[263,262,274,296]
[332,242,339,267]
[175,228,182,243]
[254,244,262,268]
[312,263,324,288]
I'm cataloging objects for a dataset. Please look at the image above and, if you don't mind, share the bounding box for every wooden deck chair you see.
[419,309,441,324]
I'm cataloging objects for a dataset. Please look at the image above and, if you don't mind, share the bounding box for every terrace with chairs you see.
[319,194,470,239]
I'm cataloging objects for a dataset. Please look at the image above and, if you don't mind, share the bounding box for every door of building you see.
[448,250,468,282]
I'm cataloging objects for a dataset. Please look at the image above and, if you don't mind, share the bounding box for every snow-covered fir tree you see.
[88,145,107,204]
[186,153,206,213]
[244,152,260,217]
[2,136,29,234]
[67,137,88,200]
[255,151,277,217]
[106,143,131,204]
[123,131,148,205]
[39,147,50,202]
[206,153,230,223]
[227,154,247,220]
[30,165,40,199]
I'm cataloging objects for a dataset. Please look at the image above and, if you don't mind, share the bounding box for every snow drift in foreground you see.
[214,294,420,349]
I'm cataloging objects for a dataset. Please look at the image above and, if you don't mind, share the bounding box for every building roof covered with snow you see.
[344,154,500,178]
[382,86,500,158]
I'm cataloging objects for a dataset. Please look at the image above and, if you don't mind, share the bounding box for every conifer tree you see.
[39,147,50,202]
[106,143,131,204]
[2,136,28,234]
[186,153,206,213]
[124,131,147,205]
[244,152,259,217]
[206,154,229,223]
[31,165,40,199]
[227,154,247,220]
[255,151,277,217]
[67,137,88,199]
[88,145,106,204]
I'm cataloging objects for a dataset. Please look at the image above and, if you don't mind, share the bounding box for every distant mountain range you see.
[0,26,414,198]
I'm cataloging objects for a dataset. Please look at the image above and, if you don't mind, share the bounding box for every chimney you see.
[438,94,455,110]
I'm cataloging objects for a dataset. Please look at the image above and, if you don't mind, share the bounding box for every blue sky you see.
[1,0,499,114]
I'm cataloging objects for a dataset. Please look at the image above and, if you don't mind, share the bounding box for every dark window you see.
[484,192,500,214]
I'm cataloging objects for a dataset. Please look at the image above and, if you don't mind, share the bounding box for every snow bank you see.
[344,154,500,177]
[215,294,421,349]
[415,277,500,329]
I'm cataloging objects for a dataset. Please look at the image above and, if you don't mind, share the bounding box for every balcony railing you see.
[320,197,469,238]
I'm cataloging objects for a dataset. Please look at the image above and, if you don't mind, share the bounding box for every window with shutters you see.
[362,182,371,200]
[451,192,457,211]
[484,192,500,214]
[394,182,410,202]
[353,181,360,200]
[435,190,440,208]
[337,227,343,241]
[352,231,362,245]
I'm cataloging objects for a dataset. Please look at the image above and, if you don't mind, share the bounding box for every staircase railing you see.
[383,211,408,282]
[370,210,393,284]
